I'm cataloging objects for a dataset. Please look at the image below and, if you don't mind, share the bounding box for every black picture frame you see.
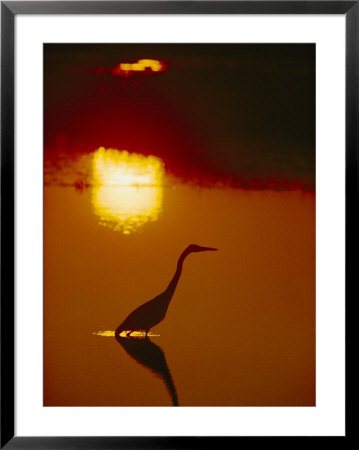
[1,1,356,447]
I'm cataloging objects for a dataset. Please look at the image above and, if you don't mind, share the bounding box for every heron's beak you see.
[198,246,218,252]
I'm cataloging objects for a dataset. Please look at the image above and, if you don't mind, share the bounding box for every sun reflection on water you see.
[91,148,164,234]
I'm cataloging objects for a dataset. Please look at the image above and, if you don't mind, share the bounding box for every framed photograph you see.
[1,1,355,447]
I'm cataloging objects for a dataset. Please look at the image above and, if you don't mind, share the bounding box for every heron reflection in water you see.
[115,333,178,406]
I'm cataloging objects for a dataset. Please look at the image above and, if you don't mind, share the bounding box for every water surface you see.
[44,152,315,406]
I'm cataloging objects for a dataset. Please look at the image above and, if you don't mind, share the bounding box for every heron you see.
[115,244,218,337]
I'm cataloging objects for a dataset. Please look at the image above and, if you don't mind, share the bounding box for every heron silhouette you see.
[115,244,218,337]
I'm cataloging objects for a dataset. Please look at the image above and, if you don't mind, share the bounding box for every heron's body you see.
[117,293,169,333]
[116,244,217,337]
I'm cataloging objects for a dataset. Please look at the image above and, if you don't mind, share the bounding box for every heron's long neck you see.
[164,250,189,306]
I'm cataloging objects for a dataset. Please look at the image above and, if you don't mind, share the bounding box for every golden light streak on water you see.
[93,330,160,337]
[91,148,164,234]
[93,330,115,337]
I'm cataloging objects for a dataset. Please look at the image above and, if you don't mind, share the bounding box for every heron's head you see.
[186,244,218,253]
